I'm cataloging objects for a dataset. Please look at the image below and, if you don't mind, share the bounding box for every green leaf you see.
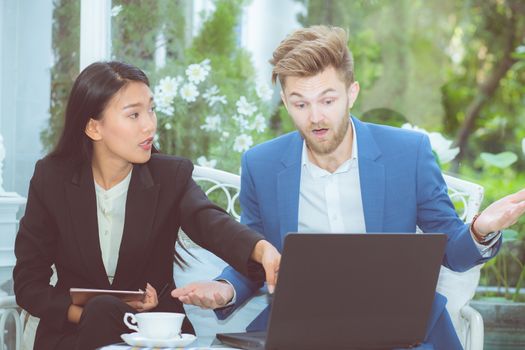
[480,152,518,168]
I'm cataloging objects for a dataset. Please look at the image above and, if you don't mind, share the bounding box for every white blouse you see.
[94,170,132,284]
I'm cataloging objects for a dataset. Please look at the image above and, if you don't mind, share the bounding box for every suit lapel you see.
[277,133,303,249]
[353,117,385,233]
[66,161,109,288]
[112,163,159,289]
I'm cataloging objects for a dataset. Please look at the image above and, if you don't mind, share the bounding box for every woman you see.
[13,61,280,350]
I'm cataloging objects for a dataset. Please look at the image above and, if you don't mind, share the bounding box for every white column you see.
[241,0,305,86]
[80,0,111,70]
[0,196,26,287]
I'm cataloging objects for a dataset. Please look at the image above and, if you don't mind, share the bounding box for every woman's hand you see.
[127,283,158,312]
[251,240,281,293]
[67,304,83,324]
[171,280,235,309]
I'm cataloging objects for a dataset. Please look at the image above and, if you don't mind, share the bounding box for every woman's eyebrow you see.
[122,97,154,109]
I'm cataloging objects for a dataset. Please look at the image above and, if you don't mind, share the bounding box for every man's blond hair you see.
[270,25,354,88]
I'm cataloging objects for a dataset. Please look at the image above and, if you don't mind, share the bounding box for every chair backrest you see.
[442,173,484,223]
[192,165,241,220]
[178,166,242,249]
[437,173,484,347]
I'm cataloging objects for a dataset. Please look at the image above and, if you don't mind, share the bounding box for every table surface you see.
[100,335,241,349]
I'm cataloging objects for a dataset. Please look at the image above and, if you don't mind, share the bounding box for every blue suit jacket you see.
[216,117,500,349]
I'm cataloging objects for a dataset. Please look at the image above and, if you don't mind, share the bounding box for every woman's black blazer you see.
[13,153,263,349]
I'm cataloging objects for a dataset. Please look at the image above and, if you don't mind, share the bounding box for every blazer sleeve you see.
[13,160,72,332]
[177,159,265,281]
[415,135,501,271]
[215,151,265,319]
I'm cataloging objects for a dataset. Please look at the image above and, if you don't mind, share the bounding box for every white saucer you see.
[121,332,196,347]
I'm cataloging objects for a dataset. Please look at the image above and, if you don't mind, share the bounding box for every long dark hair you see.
[49,61,155,161]
[50,61,194,266]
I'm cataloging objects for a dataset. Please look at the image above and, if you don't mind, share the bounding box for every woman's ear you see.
[85,118,102,141]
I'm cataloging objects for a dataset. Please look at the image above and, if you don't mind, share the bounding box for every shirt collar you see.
[301,117,358,178]
[94,168,133,199]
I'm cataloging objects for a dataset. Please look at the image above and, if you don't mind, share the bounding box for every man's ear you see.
[85,118,102,141]
[280,90,289,112]
[348,82,360,109]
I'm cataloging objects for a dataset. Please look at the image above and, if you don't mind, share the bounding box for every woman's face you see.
[87,81,157,166]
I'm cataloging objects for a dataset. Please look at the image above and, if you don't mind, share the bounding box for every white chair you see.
[437,174,485,350]
[0,295,21,350]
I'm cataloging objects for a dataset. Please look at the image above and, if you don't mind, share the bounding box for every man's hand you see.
[171,281,234,309]
[251,240,281,293]
[127,283,158,312]
[475,189,525,237]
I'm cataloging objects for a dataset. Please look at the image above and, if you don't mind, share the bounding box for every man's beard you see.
[300,109,350,155]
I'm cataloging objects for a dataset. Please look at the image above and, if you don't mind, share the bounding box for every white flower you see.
[196,156,217,168]
[154,91,175,116]
[203,86,220,99]
[522,138,525,156]
[179,83,199,103]
[401,123,428,135]
[156,76,181,99]
[233,114,250,131]
[201,115,222,132]
[164,123,172,130]
[111,5,123,17]
[220,131,231,141]
[402,123,459,164]
[253,114,267,133]
[427,132,460,164]
[256,83,273,101]
[186,63,209,84]
[208,95,227,107]
[236,96,257,116]
[203,85,227,107]
[233,134,253,153]
[200,59,211,73]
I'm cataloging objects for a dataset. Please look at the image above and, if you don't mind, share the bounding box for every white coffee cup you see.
[123,312,185,339]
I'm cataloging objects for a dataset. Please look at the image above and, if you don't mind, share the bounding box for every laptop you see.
[216,233,446,350]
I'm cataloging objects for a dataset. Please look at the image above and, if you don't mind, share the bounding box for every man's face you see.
[281,66,359,156]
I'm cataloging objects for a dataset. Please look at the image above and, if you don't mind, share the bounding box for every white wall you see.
[0,0,53,199]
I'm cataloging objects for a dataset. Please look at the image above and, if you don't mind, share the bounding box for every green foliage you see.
[111,0,187,74]
[41,0,80,152]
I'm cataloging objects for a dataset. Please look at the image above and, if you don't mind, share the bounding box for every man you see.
[172,25,525,349]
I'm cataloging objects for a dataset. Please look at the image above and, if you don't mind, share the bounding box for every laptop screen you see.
[217,233,446,350]
[264,233,446,349]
